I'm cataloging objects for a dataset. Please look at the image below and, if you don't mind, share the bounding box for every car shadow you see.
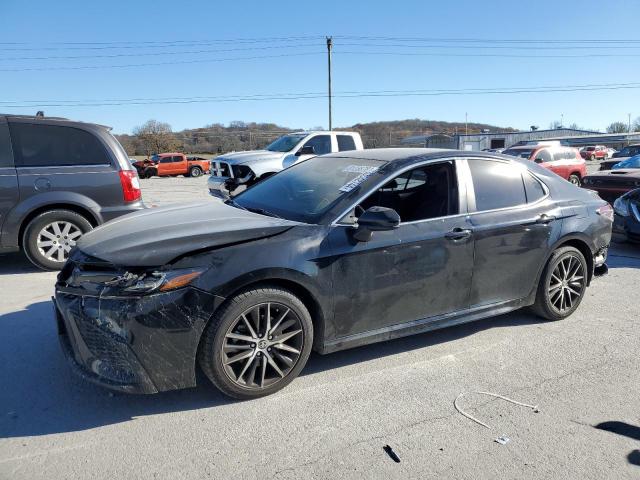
[0,298,547,439]
[594,421,640,467]
[0,252,41,274]
[608,242,640,270]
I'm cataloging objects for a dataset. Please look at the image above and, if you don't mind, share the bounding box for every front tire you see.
[23,210,93,270]
[198,286,313,399]
[189,166,203,178]
[532,246,588,321]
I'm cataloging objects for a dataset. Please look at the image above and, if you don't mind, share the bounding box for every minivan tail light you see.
[596,204,614,222]
[119,170,141,202]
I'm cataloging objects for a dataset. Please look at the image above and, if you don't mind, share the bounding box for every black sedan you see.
[54,149,612,399]
[613,188,640,243]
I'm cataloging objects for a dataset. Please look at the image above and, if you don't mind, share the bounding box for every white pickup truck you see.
[208,130,363,198]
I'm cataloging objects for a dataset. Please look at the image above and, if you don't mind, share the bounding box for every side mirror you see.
[352,206,400,242]
[296,145,315,156]
[534,157,544,164]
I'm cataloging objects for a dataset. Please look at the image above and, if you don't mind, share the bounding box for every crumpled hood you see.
[217,150,285,166]
[76,201,299,267]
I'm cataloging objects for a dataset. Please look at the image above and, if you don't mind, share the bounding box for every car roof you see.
[1,113,112,130]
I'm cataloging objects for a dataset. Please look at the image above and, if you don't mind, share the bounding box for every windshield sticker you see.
[342,165,379,174]
[339,166,379,192]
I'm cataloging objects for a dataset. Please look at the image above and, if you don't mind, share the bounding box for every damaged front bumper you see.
[54,285,224,394]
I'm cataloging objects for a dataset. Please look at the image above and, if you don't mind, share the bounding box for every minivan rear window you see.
[9,122,111,167]
[0,122,13,168]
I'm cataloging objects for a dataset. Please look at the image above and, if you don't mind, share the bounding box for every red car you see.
[580,145,608,161]
[502,145,587,185]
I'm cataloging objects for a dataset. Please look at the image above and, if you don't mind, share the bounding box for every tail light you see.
[118,170,141,202]
[596,203,614,222]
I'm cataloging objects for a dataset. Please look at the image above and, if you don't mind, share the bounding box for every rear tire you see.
[23,210,93,271]
[189,166,203,178]
[531,246,588,321]
[198,286,313,399]
[590,154,595,161]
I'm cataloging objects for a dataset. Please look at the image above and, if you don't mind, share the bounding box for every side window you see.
[0,121,14,168]
[8,122,111,167]
[303,135,331,155]
[523,172,546,203]
[533,149,552,164]
[337,135,356,152]
[468,160,527,211]
[159,157,172,163]
[552,150,564,162]
[172,156,183,162]
[359,161,458,222]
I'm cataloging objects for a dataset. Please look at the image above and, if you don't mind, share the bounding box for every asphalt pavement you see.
[0,170,638,480]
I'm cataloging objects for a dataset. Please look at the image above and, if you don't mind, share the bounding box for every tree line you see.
[116,118,517,156]
[116,117,640,157]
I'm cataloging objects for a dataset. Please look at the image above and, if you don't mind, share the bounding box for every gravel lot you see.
[1,168,639,479]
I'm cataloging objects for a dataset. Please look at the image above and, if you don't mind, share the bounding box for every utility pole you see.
[465,112,468,135]
[560,113,564,128]
[629,113,632,133]
[326,36,333,131]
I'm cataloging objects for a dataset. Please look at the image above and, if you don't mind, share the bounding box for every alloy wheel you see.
[37,221,82,263]
[547,254,585,313]
[221,302,304,390]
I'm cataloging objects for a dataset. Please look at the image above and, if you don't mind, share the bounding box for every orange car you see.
[139,153,210,178]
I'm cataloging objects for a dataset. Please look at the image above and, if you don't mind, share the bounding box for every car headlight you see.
[613,196,630,217]
[117,268,205,294]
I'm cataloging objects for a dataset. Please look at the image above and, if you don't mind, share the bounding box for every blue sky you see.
[1,0,639,134]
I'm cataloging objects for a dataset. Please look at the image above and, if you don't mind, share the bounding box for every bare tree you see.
[132,120,178,156]
[607,122,629,134]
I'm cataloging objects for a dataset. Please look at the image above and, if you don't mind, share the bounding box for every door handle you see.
[535,214,556,225]
[445,227,472,240]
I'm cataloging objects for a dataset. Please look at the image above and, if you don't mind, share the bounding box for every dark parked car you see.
[582,169,640,203]
[613,188,640,243]
[54,149,612,399]
[0,114,144,270]
[600,144,640,171]
[612,144,640,159]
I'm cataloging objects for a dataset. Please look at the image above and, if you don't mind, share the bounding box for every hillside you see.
[116,118,517,156]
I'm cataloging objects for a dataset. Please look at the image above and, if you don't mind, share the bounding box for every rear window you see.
[503,148,533,159]
[0,121,13,168]
[469,160,527,211]
[523,172,546,203]
[337,135,357,151]
[9,122,111,167]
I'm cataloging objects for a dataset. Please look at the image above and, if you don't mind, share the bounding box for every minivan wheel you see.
[23,210,93,270]
[532,246,588,321]
[198,286,313,399]
[189,166,203,178]
[568,174,581,186]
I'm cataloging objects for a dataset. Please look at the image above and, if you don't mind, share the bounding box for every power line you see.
[337,50,640,58]
[0,51,323,72]
[6,41,640,62]
[3,82,640,108]
[0,43,324,61]
[3,82,639,105]
[334,35,640,44]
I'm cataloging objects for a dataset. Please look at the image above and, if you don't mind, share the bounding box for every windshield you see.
[265,134,308,152]
[233,156,386,223]
[612,155,640,169]
[502,148,533,159]
[585,147,595,151]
